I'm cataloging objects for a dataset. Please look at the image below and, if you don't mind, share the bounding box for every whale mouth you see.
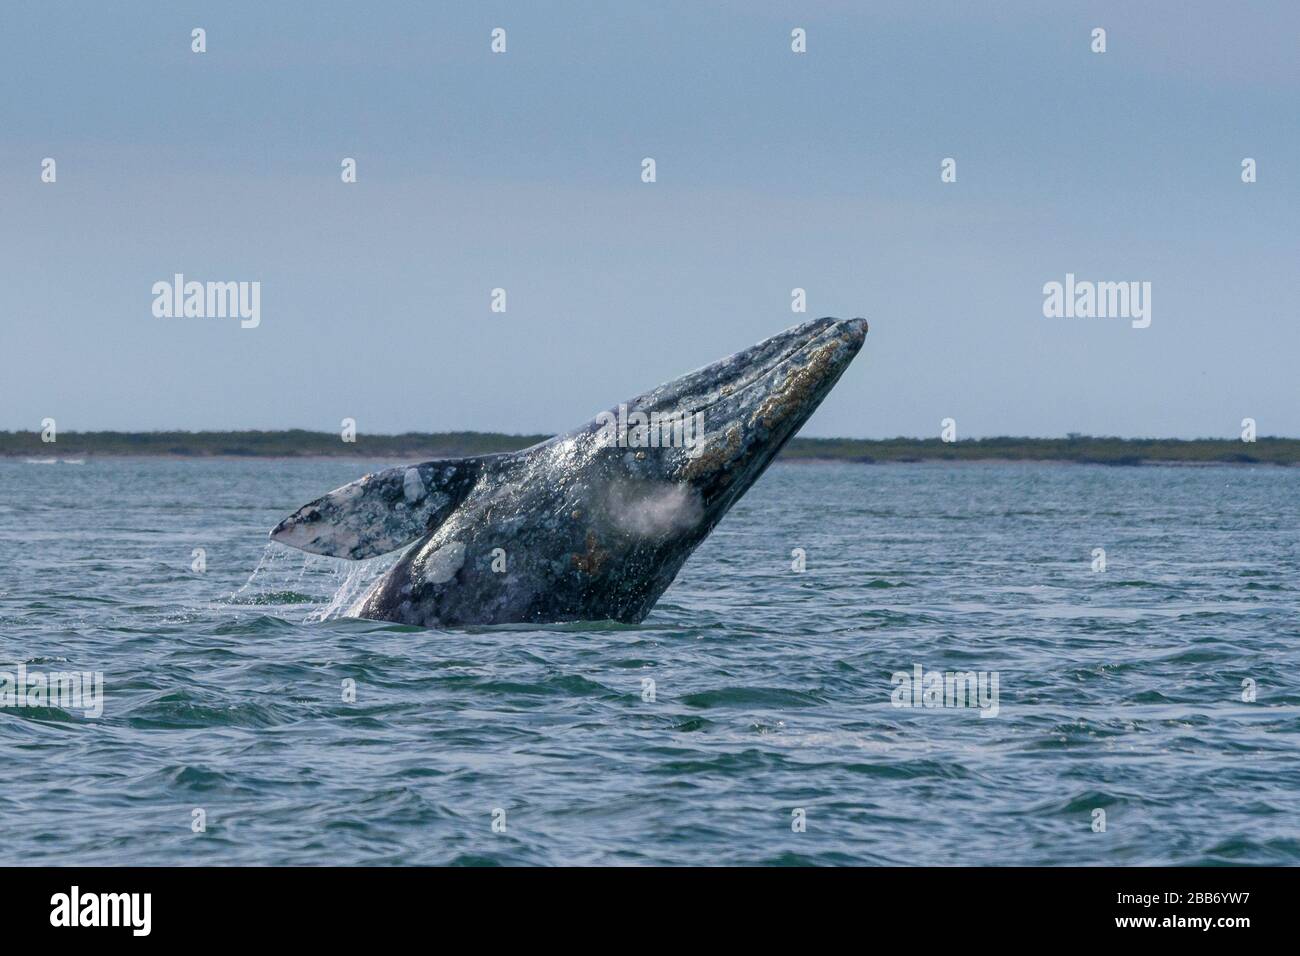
[747,317,867,428]
[656,317,868,510]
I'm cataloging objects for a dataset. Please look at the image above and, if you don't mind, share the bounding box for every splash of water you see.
[230,543,402,622]
[304,558,392,623]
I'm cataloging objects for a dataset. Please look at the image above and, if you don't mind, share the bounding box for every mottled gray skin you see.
[272,317,867,626]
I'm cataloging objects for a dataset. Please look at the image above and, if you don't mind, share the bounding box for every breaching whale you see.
[271,317,867,626]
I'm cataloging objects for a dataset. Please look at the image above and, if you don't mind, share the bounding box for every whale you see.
[271,316,868,626]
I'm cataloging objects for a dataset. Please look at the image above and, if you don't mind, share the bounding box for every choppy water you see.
[1,457,1297,865]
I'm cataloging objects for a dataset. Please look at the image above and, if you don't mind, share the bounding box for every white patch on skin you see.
[403,467,426,503]
[421,541,466,585]
[604,482,703,538]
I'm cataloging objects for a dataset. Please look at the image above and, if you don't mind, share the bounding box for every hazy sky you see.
[2,1,1296,439]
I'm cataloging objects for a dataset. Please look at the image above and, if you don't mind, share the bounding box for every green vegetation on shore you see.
[2,430,1297,465]
[782,435,1299,465]
[0,429,538,460]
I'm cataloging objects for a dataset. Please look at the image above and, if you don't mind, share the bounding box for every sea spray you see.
[306,557,399,623]
[229,542,405,621]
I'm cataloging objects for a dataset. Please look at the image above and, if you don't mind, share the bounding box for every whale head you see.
[637,316,868,529]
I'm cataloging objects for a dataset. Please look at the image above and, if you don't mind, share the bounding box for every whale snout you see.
[669,316,868,505]
[839,317,868,346]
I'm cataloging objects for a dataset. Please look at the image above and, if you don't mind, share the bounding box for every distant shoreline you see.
[3,430,1297,466]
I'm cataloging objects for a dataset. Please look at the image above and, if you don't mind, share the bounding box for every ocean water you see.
[1,457,1297,866]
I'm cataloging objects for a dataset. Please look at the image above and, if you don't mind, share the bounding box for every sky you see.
[1,1,1297,439]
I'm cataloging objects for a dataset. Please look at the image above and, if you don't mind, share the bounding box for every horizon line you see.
[1,429,1296,443]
